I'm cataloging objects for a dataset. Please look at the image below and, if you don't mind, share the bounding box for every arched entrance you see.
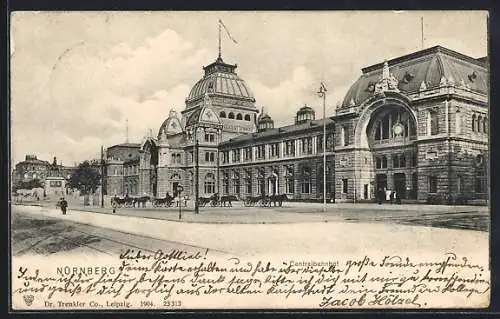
[366,103,418,200]
[267,169,279,195]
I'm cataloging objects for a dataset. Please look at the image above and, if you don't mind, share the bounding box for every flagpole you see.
[218,20,222,58]
[421,17,424,50]
[318,83,327,212]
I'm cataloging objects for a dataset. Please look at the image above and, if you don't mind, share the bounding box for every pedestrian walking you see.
[390,190,395,204]
[385,188,391,203]
[59,197,68,215]
[377,188,384,205]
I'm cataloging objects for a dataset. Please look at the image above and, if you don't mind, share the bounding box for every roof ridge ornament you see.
[420,81,427,91]
[204,92,212,108]
[374,60,399,94]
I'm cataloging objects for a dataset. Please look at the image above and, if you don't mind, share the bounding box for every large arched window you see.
[393,154,399,168]
[300,165,311,194]
[189,172,194,195]
[428,110,439,135]
[204,173,215,194]
[228,112,235,119]
[232,170,240,195]
[284,165,294,194]
[236,113,243,120]
[220,111,227,118]
[244,169,252,194]
[382,155,388,168]
[222,172,230,194]
[477,115,483,133]
[244,114,251,121]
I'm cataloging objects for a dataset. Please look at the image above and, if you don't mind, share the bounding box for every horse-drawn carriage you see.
[244,194,288,207]
[197,193,238,207]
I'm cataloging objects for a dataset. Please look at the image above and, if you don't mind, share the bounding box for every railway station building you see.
[104,45,489,203]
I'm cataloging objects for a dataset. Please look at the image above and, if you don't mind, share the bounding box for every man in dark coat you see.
[60,197,68,215]
[377,188,383,205]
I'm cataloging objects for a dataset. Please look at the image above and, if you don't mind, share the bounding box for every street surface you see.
[12,208,224,257]
[11,201,489,257]
[20,197,489,231]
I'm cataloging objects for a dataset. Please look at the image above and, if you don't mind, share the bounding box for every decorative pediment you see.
[374,61,399,94]
[200,107,220,124]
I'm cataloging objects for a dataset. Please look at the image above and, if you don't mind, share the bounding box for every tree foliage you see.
[68,160,101,195]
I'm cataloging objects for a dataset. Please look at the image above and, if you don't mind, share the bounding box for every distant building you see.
[12,155,76,188]
[44,176,66,197]
[104,45,488,203]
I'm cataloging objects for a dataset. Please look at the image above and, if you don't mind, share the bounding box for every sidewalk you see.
[16,204,488,258]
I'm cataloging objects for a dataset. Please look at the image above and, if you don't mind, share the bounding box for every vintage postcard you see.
[9,11,490,310]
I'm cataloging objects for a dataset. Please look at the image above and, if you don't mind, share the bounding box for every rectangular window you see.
[205,152,215,163]
[204,133,215,142]
[475,171,486,193]
[327,133,334,151]
[317,136,323,153]
[429,111,439,135]
[286,178,294,194]
[285,140,295,156]
[342,179,348,194]
[270,143,280,158]
[301,137,313,155]
[222,151,229,164]
[343,125,350,146]
[245,179,252,194]
[244,147,252,161]
[393,155,399,168]
[257,145,266,159]
[49,181,62,187]
[232,149,240,162]
[428,176,438,193]
[301,181,310,194]
[233,179,240,195]
[400,154,406,168]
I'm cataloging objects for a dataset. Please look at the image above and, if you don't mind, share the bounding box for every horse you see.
[244,195,264,207]
[220,195,238,207]
[197,195,213,207]
[134,195,151,208]
[152,193,174,207]
[269,194,288,207]
[111,196,129,208]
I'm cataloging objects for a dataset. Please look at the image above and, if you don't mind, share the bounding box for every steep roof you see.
[341,45,488,108]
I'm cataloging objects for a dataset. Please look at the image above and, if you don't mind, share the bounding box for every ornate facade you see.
[105,45,488,203]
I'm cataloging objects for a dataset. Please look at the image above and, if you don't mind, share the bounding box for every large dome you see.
[185,57,255,106]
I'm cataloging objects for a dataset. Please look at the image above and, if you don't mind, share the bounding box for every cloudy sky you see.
[10,11,487,166]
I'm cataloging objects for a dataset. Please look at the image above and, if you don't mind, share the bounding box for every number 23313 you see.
[164,300,182,307]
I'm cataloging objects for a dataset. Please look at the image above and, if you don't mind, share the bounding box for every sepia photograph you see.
[9,11,489,310]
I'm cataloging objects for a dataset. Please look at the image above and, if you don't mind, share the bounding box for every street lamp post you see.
[177,184,184,220]
[194,139,200,214]
[317,82,327,212]
[100,145,104,208]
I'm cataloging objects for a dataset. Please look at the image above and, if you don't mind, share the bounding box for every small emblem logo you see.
[23,294,34,306]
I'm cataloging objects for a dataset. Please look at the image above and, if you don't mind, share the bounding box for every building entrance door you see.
[376,174,387,192]
[259,179,265,195]
[411,172,418,199]
[393,173,406,199]
[268,177,277,195]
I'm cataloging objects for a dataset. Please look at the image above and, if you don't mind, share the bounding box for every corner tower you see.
[181,56,258,141]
